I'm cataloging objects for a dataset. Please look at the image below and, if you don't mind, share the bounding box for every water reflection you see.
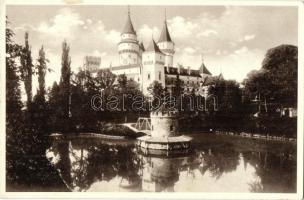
[46,137,296,192]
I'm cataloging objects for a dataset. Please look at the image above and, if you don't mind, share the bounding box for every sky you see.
[6,5,298,92]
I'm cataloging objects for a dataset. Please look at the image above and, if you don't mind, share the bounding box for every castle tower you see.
[118,6,140,65]
[199,55,212,79]
[157,10,175,67]
[142,37,165,95]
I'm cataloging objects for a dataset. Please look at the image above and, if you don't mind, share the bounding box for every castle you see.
[103,7,223,96]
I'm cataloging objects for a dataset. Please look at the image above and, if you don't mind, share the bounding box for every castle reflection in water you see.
[46,136,296,192]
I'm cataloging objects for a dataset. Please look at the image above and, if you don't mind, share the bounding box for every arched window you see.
[170,125,173,131]
[159,71,161,80]
[148,73,150,80]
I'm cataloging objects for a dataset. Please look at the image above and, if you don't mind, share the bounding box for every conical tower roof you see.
[122,7,136,35]
[158,19,172,43]
[146,38,162,54]
[199,62,212,75]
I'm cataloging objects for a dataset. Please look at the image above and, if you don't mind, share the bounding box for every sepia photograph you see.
[1,0,303,199]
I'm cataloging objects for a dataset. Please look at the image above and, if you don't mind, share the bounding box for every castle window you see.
[170,125,173,131]
[138,78,140,82]
[148,73,150,80]
[159,71,161,80]
[152,125,153,131]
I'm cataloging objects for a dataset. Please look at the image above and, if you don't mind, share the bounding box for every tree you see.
[20,32,34,107]
[244,44,298,113]
[95,68,116,89]
[6,18,23,152]
[262,44,297,107]
[48,81,62,131]
[148,81,165,97]
[30,45,50,152]
[69,70,99,131]
[117,74,128,89]
[209,79,242,113]
[59,40,72,132]
[36,46,48,99]
[243,69,273,114]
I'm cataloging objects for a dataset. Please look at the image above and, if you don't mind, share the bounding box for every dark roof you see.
[179,68,188,76]
[158,20,172,43]
[201,74,223,86]
[199,62,212,75]
[189,70,201,77]
[139,42,145,51]
[122,13,136,35]
[165,67,178,75]
[146,38,163,54]
[111,64,141,71]
[165,66,201,77]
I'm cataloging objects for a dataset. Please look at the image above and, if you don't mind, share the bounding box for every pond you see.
[46,134,296,193]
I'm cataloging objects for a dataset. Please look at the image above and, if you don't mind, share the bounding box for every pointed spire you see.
[199,55,212,75]
[122,6,136,35]
[158,9,172,43]
[146,37,162,53]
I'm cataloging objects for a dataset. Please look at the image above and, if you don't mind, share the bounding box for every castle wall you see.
[142,52,165,95]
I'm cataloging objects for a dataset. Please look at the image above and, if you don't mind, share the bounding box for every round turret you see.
[150,104,179,138]
[118,7,140,65]
[157,18,175,67]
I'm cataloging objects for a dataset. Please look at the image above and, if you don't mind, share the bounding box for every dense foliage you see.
[244,44,298,109]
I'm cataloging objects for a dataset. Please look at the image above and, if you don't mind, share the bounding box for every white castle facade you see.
[105,8,222,96]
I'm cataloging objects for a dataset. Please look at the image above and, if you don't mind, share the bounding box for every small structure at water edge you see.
[137,104,192,154]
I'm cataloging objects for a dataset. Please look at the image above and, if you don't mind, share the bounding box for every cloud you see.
[86,18,93,24]
[14,23,37,32]
[105,30,120,44]
[196,29,218,37]
[138,24,160,43]
[184,47,196,54]
[207,48,264,82]
[37,8,84,40]
[92,50,107,57]
[168,16,198,39]
[234,46,248,54]
[243,34,256,41]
